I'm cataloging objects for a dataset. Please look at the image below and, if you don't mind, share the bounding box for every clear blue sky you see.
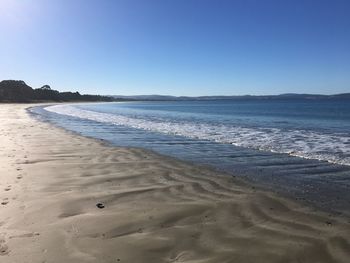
[1,0,349,96]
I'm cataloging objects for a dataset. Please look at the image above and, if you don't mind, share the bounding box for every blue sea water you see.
[31,100,350,214]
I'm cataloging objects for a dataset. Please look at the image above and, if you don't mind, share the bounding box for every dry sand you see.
[0,104,349,263]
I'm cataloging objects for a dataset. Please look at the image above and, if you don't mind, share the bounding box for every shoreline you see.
[33,103,350,217]
[0,104,349,262]
[28,105,348,218]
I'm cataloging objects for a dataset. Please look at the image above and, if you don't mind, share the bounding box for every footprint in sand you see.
[1,199,9,205]
[4,186,11,191]
[17,175,23,179]
[0,239,9,256]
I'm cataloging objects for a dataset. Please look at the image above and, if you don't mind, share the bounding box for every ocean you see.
[31,100,350,214]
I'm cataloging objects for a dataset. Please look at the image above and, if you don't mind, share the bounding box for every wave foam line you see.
[45,104,350,166]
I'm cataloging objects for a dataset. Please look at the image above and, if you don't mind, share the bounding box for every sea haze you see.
[31,100,350,215]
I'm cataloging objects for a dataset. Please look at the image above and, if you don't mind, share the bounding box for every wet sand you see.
[0,104,349,263]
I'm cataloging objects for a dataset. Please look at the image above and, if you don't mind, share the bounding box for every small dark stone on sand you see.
[326,221,332,226]
[96,203,105,209]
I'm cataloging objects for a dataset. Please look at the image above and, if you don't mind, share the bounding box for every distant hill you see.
[113,93,350,101]
[0,80,117,103]
[3,80,348,103]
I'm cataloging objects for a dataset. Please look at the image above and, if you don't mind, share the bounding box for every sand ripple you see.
[0,104,349,263]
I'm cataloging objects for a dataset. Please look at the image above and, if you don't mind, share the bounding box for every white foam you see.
[45,104,350,166]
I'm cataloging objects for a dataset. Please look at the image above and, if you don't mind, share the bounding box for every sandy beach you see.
[0,104,349,263]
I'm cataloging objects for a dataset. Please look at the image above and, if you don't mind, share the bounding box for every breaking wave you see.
[45,104,350,166]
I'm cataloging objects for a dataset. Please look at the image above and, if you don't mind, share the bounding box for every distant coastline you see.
[112,93,350,101]
[0,80,121,103]
[2,79,349,103]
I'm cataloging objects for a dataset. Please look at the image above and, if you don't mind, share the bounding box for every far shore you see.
[0,104,349,263]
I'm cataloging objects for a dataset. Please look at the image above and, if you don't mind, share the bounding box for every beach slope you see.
[0,104,349,263]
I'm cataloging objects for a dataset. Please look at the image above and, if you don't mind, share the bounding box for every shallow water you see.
[30,100,350,215]
[48,100,350,165]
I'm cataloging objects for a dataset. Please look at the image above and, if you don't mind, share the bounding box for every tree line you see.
[0,80,116,102]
